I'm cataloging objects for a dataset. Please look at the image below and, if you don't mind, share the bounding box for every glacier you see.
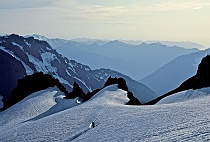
[0,85,210,141]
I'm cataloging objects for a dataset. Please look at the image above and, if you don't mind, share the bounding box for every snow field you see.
[157,87,210,104]
[0,85,210,141]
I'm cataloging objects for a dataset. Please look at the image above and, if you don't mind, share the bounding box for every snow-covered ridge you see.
[0,87,82,128]
[88,85,128,106]
[157,87,210,104]
[1,84,210,141]
[93,68,157,104]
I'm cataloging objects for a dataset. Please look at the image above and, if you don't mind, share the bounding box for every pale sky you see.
[0,0,210,47]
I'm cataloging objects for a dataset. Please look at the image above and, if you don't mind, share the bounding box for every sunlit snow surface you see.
[157,87,210,104]
[1,85,210,141]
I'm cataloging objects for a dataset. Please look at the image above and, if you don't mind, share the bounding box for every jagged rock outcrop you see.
[65,77,141,105]
[126,91,141,105]
[65,82,85,99]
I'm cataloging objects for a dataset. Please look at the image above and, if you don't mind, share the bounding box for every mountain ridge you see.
[31,34,199,79]
[141,48,210,96]
[0,34,156,106]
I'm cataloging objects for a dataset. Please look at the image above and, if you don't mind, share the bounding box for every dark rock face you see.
[126,91,141,105]
[174,55,210,92]
[103,77,141,105]
[146,55,210,105]
[65,82,85,99]
[3,72,68,110]
[181,55,210,90]
[0,50,26,102]
[104,77,128,91]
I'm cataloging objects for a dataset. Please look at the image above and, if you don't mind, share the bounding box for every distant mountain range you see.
[71,37,205,49]
[140,48,210,96]
[0,34,156,108]
[31,34,199,80]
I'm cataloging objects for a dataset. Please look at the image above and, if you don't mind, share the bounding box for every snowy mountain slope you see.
[32,35,199,79]
[86,85,128,105]
[93,68,156,104]
[1,85,210,141]
[0,87,79,128]
[140,48,210,96]
[0,34,98,101]
[0,88,59,127]
[157,87,210,104]
[0,34,156,105]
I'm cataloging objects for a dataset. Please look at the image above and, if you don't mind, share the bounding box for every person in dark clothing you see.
[89,122,95,128]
